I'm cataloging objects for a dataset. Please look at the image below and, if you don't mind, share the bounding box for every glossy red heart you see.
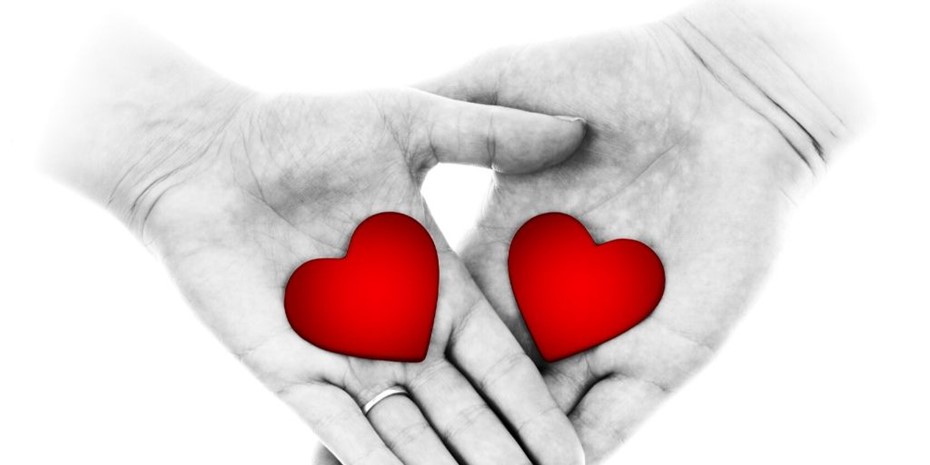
[284,212,439,362]
[509,213,665,362]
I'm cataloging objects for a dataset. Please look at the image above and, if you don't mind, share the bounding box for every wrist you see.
[42,21,255,236]
[662,0,862,172]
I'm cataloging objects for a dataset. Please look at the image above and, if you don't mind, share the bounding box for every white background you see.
[1,0,928,463]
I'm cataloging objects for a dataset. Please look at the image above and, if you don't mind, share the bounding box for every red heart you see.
[509,213,665,362]
[284,212,439,362]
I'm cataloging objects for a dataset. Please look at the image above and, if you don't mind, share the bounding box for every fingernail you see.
[555,115,586,124]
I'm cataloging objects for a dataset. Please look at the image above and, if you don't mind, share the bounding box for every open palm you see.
[136,87,589,465]
[424,11,849,462]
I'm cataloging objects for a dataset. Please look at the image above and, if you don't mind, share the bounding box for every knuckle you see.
[383,419,431,448]
[478,351,533,390]
[442,403,493,442]
[515,404,562,436]
[406,359,452,392]
[484,107,500,168]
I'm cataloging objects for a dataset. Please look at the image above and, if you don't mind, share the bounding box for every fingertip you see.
[569,428,587,465]
[553,115,588,143]
[537,404,586,465]
[561,436,587,465]
[551,115,588,164]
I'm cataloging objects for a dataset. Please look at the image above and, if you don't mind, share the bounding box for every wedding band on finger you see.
[363,386,410,415]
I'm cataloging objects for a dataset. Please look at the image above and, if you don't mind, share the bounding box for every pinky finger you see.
[279,382,402,465]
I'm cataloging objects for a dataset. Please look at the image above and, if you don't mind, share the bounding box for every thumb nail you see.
[555,115,586,124]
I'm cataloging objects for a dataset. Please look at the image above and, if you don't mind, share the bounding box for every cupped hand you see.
[421,5,852,462]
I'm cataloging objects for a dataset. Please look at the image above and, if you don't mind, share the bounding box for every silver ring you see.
[362,386,409,415]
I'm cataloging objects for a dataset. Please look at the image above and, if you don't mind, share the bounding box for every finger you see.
[366,393,458,465]
[448,302,585,465]
[406,358,530,465]
[278,382,402,465]
[413,89,586,174]
[568,375,666,463]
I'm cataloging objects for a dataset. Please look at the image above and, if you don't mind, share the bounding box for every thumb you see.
[410,89,586,174]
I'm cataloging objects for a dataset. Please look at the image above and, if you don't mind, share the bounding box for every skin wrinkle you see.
[374,94,407,153]
[514,404,562,436]
[763,93,824,156]
[778,185,799,207]
[547,350,603,413]
[476,351,531,392]
[274,378,333,401]
[240,111,271,204]
[580,344,600,381]
[241,188,345,254]
[550,350,603,413]
[265,98,301,170]
[227,100,429,259]
[650,314,718,355]
[486,107,498,170]
[226,118,252,195]
[106,107,187,209]
[374,157,413,201]
[106,133,154,207]
[441,402,497,443]
[455,104,465,167]
[368,91,432,179]
[671,17,823,169]
[423,120,442,173]
[235,122,311,237]
[138,187,174,249]
[546,365,588,411]
[235,328,294,366]
[137,94,255,242]
[578,139,685,220]
[406,359,452,392]
[135,163,195,233]
[609,369,670,395]
[446,297,487,355]
[684,35,814,171]
[567,372,623,421]
[383,417,432,449]
[336,356,355,395]
[473,43,533,110]
[725,3,848,134]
